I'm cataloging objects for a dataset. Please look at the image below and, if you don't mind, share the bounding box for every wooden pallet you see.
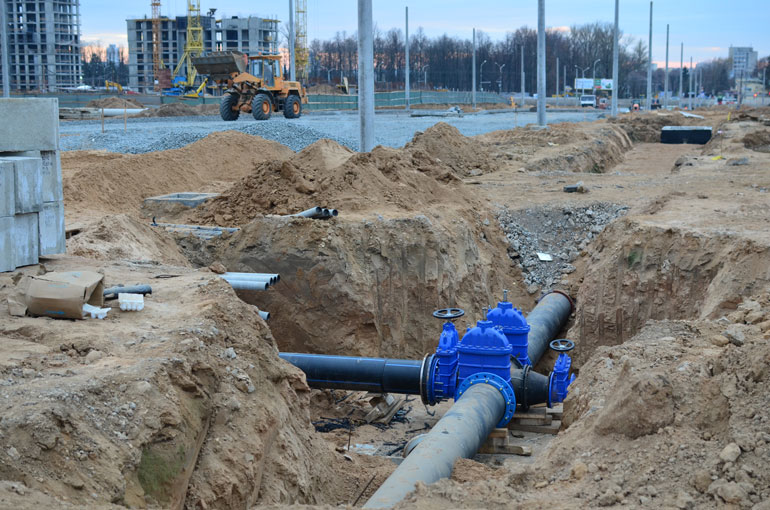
[506,404,563,435]
[479,428,532,456]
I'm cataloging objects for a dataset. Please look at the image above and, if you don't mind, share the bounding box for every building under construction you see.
[0,0,82,91]
[126,14,278,93]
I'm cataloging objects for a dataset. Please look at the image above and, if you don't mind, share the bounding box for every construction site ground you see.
[2,106,770,509]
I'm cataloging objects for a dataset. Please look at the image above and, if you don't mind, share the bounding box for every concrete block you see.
[40,151,63,202]
[0,160,14,216]
[38,201,66,256]
[12,213,39,267]
[0,217,13,272]
[0,98,59,151]
[1,156,43,213]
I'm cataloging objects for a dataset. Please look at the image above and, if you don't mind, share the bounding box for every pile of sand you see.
[86,96,145,109]
[742,129,770,153]
[305,83,342,95]
[62,131,294,215]
[67,214,191,265]
[404,122,492,176]
[131,102,220,118]
[192,137,468,225]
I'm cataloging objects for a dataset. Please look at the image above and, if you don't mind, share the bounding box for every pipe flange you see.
[545,289,576,314]
[455,372,516,428]
[419,354,435,405]
[547,371,554,408]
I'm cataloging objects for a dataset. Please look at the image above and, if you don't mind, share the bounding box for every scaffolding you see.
[295,0,308,81]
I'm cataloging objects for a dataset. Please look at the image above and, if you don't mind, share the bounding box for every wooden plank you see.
[488,428,509,439]
[508,420,562,435]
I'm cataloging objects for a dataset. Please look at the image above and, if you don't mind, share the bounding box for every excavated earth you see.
[2,108,770,509]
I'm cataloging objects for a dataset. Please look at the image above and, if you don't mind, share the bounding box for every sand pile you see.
[608,111,712,143]
[194,138,467,225]
[742,129,770,152]
[67,214,191,266]
[131,103,220,118]
[62,131,294,215]
[404,122,492,176]
[86,96,145,109]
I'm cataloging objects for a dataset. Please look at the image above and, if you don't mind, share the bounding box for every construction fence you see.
[305,90,508,110]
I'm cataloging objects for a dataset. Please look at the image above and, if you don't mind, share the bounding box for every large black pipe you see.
[278,353,424,395]
[526,290,574,366]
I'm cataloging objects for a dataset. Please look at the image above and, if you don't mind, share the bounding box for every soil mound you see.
[86,96,145,109]
[608,111,704,142]
[67,214,190,266]
[742,129,770,152]
[131,102,220,118]
[194,141,467,225]
[62,131,294,215]
[405,122,492,176]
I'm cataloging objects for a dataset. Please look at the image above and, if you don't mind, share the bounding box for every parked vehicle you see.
[580,94,597,107]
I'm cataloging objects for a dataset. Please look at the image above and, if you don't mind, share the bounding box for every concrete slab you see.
[38,201,65,256]
[0,98,59,151]
[0,217,13,272]
[12,213,39,268]
[1,157,43,213]
[0,160,14,216]
[40,151,63,202]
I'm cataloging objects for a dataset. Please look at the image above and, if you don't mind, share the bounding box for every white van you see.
[580,95,597,107]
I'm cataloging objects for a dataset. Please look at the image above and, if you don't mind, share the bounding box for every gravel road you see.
[59,109,604,154]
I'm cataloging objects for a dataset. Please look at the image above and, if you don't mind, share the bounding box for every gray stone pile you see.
[497,202,628,291]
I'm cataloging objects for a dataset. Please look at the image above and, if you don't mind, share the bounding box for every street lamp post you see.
[421,65,429,89]
[496,63,506,93]
[592,59,601,86]
[480,60,487,92]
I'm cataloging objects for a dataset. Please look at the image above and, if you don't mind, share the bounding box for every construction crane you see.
[294,0,308,82]
[151,0,163,91]
[171,0,204,89]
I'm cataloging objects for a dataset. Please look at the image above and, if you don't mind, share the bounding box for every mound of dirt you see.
[193,139,468,226]
[131,103,220,118]
[742,129,770,153]
[608,112,701,143]
[62,131,294,216]
[67,214,190,266]
[86,96,145,109]
[405,122,492,176]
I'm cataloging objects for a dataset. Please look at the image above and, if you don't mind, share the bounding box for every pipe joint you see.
[456,372,516,427]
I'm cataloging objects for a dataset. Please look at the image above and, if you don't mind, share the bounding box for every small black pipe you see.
[278,353,423,395]
[280,352,552,407]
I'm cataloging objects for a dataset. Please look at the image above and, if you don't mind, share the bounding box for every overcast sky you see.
[82,0,768,66]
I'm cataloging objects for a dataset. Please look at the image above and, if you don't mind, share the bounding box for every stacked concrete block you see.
[0,98,65,271]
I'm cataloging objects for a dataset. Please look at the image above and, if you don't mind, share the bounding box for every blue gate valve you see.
[548,339,576,407]
[430,308,463,403]
[487,289,531,366]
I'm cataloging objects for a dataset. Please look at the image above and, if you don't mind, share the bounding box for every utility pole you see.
[688,56,693,110]
[564,65,566,95]
[289,0,296,81]
[556,56,559,100]
[521,45,525,109]
[357,0,374,152]
[645,1,652,111]
[0,0,9,97]
[663,23,668,109]
[472,28,476,109]
[405,7,410,111]
[679,42,683,107]
[611,0,619,116]
[537,0,546,126]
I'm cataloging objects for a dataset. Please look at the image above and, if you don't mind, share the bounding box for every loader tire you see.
[283,95,301,119]
[252,93,272,120]
[220,93,240,121]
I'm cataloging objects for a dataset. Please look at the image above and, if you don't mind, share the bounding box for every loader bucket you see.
[192,51,247,81]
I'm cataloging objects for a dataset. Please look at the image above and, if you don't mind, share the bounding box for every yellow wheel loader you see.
[192,51,307,121]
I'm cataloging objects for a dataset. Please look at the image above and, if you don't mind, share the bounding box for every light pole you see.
[320,65,330,83]
[574,64,581,96]
[495,63,506,93]
[592,59,601,83]
[480,60,487,92]
[421,65,429,89]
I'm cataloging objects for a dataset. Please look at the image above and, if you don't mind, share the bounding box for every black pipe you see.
[278,353,424,395]
[280,352,552,407]
[526,290,574,366]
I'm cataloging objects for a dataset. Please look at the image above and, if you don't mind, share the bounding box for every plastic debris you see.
[82,303,111,319]
[118,293,145,311]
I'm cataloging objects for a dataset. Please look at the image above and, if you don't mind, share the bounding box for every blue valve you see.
[487,290,531,366]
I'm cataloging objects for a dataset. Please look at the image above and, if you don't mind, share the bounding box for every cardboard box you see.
[25,271,104,319]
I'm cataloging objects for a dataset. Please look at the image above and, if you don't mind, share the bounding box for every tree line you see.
[308,23,765,98]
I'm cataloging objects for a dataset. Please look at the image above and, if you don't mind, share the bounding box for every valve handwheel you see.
[549,339,575,352]
[432,308,465,320]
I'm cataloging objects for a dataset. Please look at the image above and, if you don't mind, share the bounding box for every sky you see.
[81,0,769,66]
